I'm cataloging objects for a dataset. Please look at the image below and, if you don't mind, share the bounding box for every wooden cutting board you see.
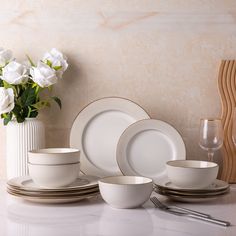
[218,60,236,183]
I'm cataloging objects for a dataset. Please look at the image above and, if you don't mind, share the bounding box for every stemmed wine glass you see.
[199,118,223,162]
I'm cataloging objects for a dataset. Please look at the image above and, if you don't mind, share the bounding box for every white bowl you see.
[98,176,153,209]
[28,148,80,165]
[166,160,219,189]
[28,162,80,188]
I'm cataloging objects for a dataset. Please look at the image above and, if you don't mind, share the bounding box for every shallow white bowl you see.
[166,160,219,189]
[28,148,80,165]
[28,162,80,188]
[98,176,153,209]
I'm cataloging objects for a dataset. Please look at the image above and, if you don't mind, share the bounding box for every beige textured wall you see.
[1,0,236,178]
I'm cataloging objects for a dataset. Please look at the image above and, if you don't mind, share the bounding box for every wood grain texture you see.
[218,60,236,183]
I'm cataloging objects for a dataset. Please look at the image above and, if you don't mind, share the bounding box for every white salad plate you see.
[70,97,150,177]
[155,177,229,193]
[7,175,99,192]
[116,119,186,180]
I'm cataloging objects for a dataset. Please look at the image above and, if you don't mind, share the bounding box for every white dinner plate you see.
[8,189,100,204]
[156,188,230,203]
[70,97,150,177]
[154,187,230,196]
[117,119,186,180]
[155,177,229,192]
[7,175,99,192]
[7,186,99,196]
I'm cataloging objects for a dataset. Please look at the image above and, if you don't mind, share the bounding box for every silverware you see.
[150,197,231,227]
[151,196,211,218]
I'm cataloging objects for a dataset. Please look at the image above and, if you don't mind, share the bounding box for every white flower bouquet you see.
[0,48,68,125]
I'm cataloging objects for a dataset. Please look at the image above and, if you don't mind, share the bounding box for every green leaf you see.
[21,87,36,107]
[53,65,62,71]
[26,54,35,67]
[3,112,12,125]
[0,79,3,87]
[22,107,30,118]
[2,113,7,118]
[51,96,62,109]
[32,100,50,110]
[32,83,38,88]
[16,116,25,123]
[29,110,38,118]
[12,104,21,115]
[46,60,52,67]
[11,104,25,123]
[3,118,9,125]
[3,80,15,90]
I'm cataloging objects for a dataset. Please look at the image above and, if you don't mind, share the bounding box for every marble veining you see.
[0,183,235,235]
[1,1,236,177]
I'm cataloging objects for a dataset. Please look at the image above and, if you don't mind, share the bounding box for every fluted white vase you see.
[6,118,45,179]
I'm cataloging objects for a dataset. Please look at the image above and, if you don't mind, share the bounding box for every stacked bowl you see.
[28,148,80,188]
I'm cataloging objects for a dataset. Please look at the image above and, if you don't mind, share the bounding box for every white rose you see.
[43,48,68,78]
[0,48,13,67]
[1,61,29,85]
[30,61,58,87]
[0,87,14,114]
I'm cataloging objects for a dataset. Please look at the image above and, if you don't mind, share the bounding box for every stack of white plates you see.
[7,175,100,204]
[154,177,230,202]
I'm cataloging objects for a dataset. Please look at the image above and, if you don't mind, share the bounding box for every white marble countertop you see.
[0,181,235,236]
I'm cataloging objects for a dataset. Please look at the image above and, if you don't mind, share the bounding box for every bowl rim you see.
[200,118,222,122]
[166,160,218,169]
[98,175,153,185]
[29,148,80,154]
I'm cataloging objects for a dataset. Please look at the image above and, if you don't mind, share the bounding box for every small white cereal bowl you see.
[166,160,219,189]
[28,148,80,165]
[98,176,153,209]
[28,162,80,188]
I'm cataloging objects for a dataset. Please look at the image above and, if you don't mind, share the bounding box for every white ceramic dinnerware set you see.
[7,97,230,207]
[7,148,100,204]
[155,160,229,203]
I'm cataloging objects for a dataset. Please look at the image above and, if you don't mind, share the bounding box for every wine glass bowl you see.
[199,118,223,162]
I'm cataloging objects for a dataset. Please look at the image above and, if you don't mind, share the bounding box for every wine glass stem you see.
[208,152,214,162]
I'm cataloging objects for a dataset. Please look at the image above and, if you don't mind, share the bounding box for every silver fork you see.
[150,197,231,227]
[151,196,211,218]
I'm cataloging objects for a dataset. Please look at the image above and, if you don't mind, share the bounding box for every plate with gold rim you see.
[156,188,230,203]
[70,97,150,177]
[154,177,229,193]
[117,119,186,180]
[7,186,99,196]
[7,189,100,204]
[7,175,99,192]
[154,186,230,196]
